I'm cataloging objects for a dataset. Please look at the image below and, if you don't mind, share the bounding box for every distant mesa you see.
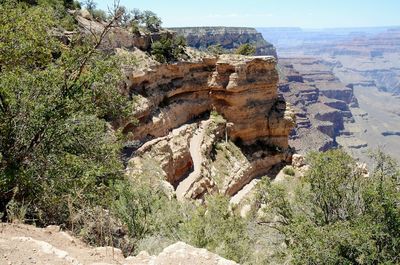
[168,27,277,58]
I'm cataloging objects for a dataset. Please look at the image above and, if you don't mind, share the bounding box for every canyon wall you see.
[278,57,358,154]
[123,54,295,201]
[75,13,296,199]
[262,26,400,161]
[169,27,277,57]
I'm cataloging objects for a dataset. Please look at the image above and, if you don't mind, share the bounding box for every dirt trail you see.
[229,179,260,206]
[176,120,210,201]
[0,223,126,265]
[0,223,238,265]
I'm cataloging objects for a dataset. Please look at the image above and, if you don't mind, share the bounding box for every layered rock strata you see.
[169,27,277,57]
[124,55,295,200]
[278,57,358,154]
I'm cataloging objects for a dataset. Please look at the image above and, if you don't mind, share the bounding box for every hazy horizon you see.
[95,0,400,28]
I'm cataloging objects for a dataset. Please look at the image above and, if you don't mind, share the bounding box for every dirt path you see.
[229,179,260,206]
[176,120,210,201]
[0,223,238,265]
[0,223,126,265]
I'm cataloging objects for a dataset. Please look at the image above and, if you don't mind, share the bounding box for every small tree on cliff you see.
[235,43,256,56]
[207,44,228,55]
[151,36,187,63]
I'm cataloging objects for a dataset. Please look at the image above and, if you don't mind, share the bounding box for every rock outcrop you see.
[278,57,357,154]
[169,27,277,58]
[0,224,238,265]
[124,54,295,200]
[73,11,175,52]
[71,13,296,200]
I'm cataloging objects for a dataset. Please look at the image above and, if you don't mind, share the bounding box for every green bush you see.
[254,149,400,264]
[282,166,295,176]
[207,44,228,55]
[90,9,107,21]
[0,0,129,225]
[151,36,187,63]
[179,195,251,263]
[235,43,256,56]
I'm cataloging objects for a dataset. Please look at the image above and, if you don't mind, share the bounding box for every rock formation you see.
[278,57,358,154]
[73,10,175,52]
[70,11,296,201]
[124,54,295,201]
[0,223,238,265]
[169,27,277,57]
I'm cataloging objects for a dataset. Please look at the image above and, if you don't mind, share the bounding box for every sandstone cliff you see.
[70,12,295,201]
[123,54,295,201]
[169,27,277,58]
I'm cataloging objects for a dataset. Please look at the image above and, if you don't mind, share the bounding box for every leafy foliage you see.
[151,36,187,63]
[235,43,256,56]
[0,1,59,70]
[179,195,251,263]
[255,149,400,264]
[283,166,295,176]
[0,0,129,225]
[83,0,107,21]
[207,44,228,56]
[130,9,162,32]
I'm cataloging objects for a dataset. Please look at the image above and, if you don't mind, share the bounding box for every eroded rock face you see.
[169,27,277,58]
[125,55,295,148]
[124,54,295,200]
[278,57,357,154]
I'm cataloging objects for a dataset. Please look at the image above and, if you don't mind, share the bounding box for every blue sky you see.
[95,0,400,28]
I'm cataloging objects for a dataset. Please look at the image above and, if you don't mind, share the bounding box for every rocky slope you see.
[264,26,400,161]
[169,27,277,57]
[278,57,358,154]
[123,54,295,201]
[72,11,295,200]
[0,223,238,265]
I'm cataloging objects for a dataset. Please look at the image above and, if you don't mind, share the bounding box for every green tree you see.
[207,44,227,56]
[151,36,187,63]
[254,149,400,264]
[235,43,256,56]
[0,0,129,224]
[142,10,162,32]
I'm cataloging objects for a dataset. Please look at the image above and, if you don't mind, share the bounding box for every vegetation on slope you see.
[255,149,400,264]
[0,1,399,264]
[0,0,129,224]
[235,43,256,56]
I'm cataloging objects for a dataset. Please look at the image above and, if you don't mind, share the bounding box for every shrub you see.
[151,36,187,63]
[142,10,162,32]
[254,149,400,264]
[283,166,295,176]
[235,43,256,56]
[179,195,251,263]
[83,0,106,21]
[207,44,227,55]
[0,0,129,226]
[90,8,107,21]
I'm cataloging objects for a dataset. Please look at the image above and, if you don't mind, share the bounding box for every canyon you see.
[258,26,400,161]
[170,27,277,57]
[173,26,400,162]
[123,53,295,201]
